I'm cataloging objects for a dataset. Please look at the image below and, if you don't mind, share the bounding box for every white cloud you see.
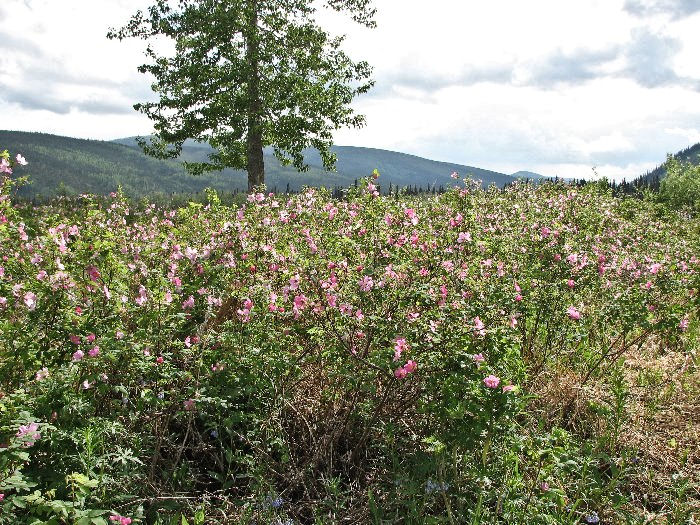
[1,0,699,180]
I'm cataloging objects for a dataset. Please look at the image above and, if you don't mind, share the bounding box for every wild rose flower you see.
[70,334,81,344]
[502,384,516,393]
[109,516,132,525]
[457,231,471,243]
[86,265,101,282]
[86,333,96,343]
[394,366,407,378]
[36,367,49,381]
[472,353,485,365]
[403,360,417,373]
[182,295,195,309]
[15,154,28,166]
[358,275,374,292]
[483,375,500,388]
[679,317,689,332]
[16,422,40,446]
[567,306,581,320]
[183,399,195,411]
[72,350,84,361]
[472,317,486,337]
[88,346,100,357]
[24,291,37,311]
[393,337,409,361]
[649,263,662,274]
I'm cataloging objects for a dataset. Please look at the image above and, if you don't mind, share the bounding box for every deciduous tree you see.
[108,0,375,190]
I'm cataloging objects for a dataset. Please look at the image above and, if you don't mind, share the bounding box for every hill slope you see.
[3,130,520,198]
[639,142,700,182]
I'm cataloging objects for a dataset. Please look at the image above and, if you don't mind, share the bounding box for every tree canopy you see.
[108,0,375,190]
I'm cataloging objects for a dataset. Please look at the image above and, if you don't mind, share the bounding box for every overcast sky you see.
[1,0,699,179]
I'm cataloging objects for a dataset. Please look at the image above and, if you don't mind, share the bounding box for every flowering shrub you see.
[0,150,698,523]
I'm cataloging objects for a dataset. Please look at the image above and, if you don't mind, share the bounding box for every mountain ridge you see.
[1,130,536,197]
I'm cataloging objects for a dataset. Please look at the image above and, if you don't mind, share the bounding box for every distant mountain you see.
[2,130,523,198]
[510,170,546,179]
[638,142,700,182]
[113,136,519,190]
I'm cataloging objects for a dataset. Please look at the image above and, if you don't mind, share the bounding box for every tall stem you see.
[245,0,264,191]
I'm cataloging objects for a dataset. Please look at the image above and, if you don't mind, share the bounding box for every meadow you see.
[0,152,698,524]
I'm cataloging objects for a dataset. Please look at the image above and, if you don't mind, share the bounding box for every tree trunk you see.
[245,0,264,191]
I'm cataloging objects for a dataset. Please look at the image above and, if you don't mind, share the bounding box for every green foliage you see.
[659,155,700,212]
[0,155,698,523]
[2,130,515,199]
[107,0,376,188]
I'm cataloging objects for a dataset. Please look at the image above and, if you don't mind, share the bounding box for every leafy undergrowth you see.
[0,152,699,524]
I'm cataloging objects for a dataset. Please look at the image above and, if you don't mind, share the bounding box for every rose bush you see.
[0,151,698,523]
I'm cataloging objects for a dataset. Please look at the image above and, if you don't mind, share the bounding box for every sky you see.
[1,0,700,180]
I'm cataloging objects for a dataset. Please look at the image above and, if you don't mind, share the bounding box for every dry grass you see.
[622,345,700,523]
[528,336,700,523]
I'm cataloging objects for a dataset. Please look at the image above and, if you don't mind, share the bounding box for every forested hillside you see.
[2,130,520,198]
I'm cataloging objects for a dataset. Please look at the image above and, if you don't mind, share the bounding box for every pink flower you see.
[86,265,101,282]
[472,317,486,337]
[358,275,374,292]
[156,356,164,364]
[35,367,49,381]
[540,482,550,492]
[483,375,500,389]
[649,263,662,274]
[15,154,28,166]
[109,516,132,525]
[24,291,37,311]
[679,317,689,332]
[457,232,472,243]
[472,353,485,365]
[567,279,575,288]
[0,157,12,174]
[404,208,418,225]
[72,350,84,361]
[502,384,515,393]
[509,316,518,329]
[403,360,417,373]
[567,306,581,320]
[86,333,96,343]
[182,295,195,309]
[88,346,100,357]
[70,334,81,345]
[393,337,409,361]
[16,422,40,446]
[183,399,196,411]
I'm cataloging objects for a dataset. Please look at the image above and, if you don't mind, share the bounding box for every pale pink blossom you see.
[567,306,581,320]
[16,422,40,446]
[483,375,500,389]
[24,291,37,310]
